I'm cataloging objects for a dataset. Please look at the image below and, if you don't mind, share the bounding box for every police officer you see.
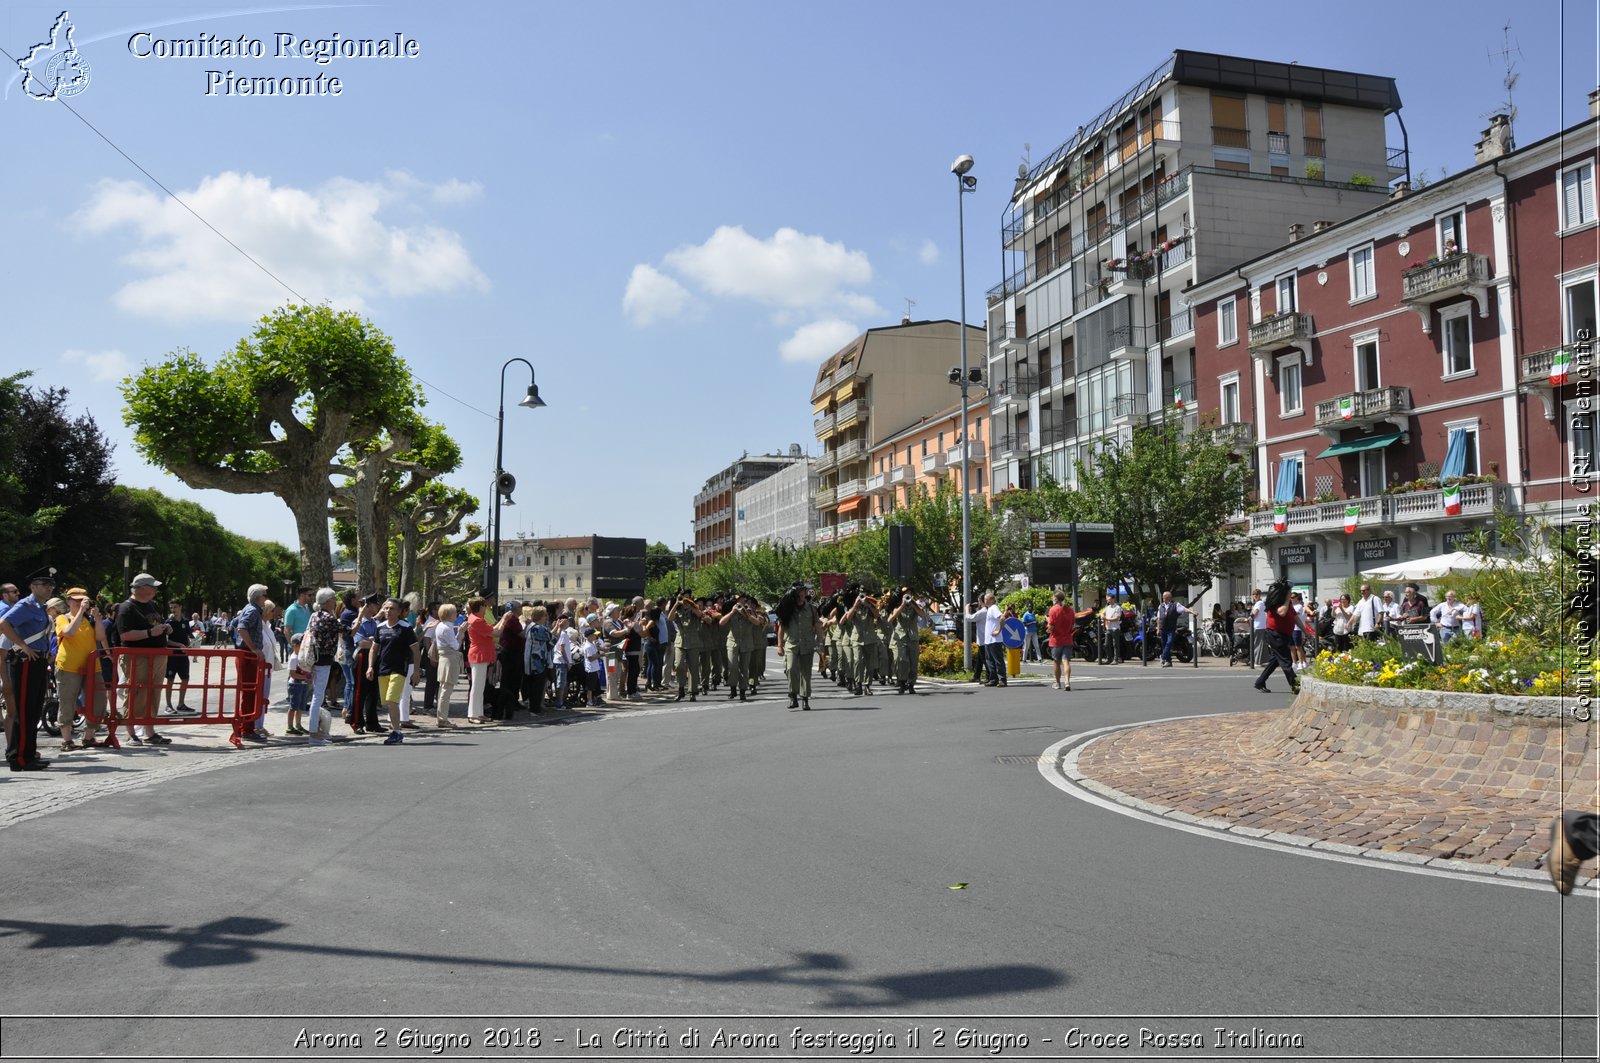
[671,593,705,702]
[0,568,57,771]
[775,583,822,710]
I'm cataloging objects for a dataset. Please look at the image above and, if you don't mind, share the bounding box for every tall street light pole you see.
[488,358,547,604]
[952,154,977,672]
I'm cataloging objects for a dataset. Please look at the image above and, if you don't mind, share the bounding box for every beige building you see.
[811,319,986,542]
[862,402,991,524]
[497,535,596,599]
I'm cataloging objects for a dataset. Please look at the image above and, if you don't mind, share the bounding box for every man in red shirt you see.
[1045,591,1075,692]
[1254,585,1301,696]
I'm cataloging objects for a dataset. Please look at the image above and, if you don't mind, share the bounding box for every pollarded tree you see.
[397,481,479,603]
[329,416,461,593]
[122,304,420,586]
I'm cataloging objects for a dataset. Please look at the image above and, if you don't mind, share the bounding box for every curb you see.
[1042,716,1599,895]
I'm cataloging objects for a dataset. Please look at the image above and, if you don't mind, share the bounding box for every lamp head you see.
[950,154,975,176]
[518,384,546,409]
[961,174,977,190]
[947,367,961,385]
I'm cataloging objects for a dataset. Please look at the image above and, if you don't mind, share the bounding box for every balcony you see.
[1212,126,1249,149]
[1400,253,1492,333]
[922,451,946,473]
[835,438,865,465]
[1390,482,1502,523]
[865,514,885,530]
[836,478,866,503]
[1386,144,1408,173]
[814,450,837,474]
[1520,345,1572,421]
[1109,393,1148,426]
[888,463,915,486]
[1313,385,1413,438]
[814,485,837,509]
[1106,260,1156,298]
[810,372,834,402]
[1304,136,1326,158]
[994,432,1027,458]
[834,399,861,431]
[813,410,836,439]
[989,320,1025,356]
[992,371,1038,409]
[815,525,836,545]
[1213,420,1255,454]
[836,519,863,540]
[1244,484,1502,538]
[835,361,859,385]
[1248,495,1388,537]
[947,440,986,467]
[1248,311,1315,365]
[1161,307,1194,341]
[865,472,888,495]
[1266,131,1289,154]
[1107,323,1150,361]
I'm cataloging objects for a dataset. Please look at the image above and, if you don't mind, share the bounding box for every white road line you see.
[1037,718,1597,897]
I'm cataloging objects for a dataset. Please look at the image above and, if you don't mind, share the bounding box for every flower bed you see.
[1307,634,1593,697]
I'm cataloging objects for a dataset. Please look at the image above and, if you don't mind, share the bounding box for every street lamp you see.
[116,541,152,592]
[488,358,547,603]
[951,153,978,671]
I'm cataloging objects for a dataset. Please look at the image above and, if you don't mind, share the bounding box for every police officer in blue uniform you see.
[0,568,58,771]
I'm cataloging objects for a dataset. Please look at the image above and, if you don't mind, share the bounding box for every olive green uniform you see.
[782,601,821,705]
[889,604,920,690]
[672,602,701,698]
[854,606,882,692]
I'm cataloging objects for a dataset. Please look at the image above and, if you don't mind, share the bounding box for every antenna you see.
[1485,20,1521,133]
[903,297,916,320]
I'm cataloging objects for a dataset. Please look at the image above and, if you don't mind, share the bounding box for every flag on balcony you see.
[1344,503,1360,534]
[1339,396,1354,420]
[1443,483,1463,516]
[1173,386,1184,409]
[1272,503,1288,533]
[1552,347,1572,386]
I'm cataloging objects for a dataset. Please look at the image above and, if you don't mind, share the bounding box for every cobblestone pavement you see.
[1070,709,1599,890]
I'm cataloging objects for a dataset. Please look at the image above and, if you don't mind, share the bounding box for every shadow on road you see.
[0,918,1065,1006]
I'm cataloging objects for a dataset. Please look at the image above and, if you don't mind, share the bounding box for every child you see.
[582,627,607,707]
[285,633,311,736]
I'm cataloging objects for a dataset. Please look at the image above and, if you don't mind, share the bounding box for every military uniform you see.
[854,602,883,695]
[722,602,757,701]
[781,599,821,709]
[671,599,701,701]
[889,600,921,693]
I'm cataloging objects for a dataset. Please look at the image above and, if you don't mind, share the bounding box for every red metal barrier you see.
[81,647,266,750]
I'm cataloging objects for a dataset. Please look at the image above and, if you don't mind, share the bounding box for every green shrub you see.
[1350,172,1375,187]
[1305,161,1325,180]
[1307,633,1594,696]
[1000,587,1056,616]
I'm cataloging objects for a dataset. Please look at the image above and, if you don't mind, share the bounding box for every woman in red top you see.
[1044,591,1075,692]
[464,597,497,723]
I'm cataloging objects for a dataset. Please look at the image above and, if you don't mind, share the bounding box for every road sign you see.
[1000,617,1026,648]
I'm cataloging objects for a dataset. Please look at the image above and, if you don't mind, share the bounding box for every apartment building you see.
[854,402,990,536]
[734,457,820,553]
[1186,102,1600,596]
[811,319,986,542]
[694,448,809,569]
[988,50,1405,496]
[498,535,597,598]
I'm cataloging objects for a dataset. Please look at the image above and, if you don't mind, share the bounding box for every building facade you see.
[694,448,808,569]
[811,319,986,543]
[860,402,991,526]
[1186,106,1599,599]
[498,535,597,599]
[987,50,1406,499]
[734,458,820,553]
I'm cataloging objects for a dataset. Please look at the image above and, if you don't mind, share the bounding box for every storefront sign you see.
[1354,537,1398,563]
[1277,545,1315,566]
[1442,529,1495,553]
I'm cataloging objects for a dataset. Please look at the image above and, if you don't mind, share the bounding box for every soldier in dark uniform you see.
[0,568,57,771]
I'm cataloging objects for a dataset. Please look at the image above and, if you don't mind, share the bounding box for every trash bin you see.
[1007,647,1022,676]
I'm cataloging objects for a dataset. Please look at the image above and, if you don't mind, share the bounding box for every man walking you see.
[1045,591,1075,692]
[776,583,822,710]
[1254,584,1301,696]
[1156,590,1187,667]
[368,597,421,745]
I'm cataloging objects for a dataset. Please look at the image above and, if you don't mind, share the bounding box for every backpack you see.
[1264,579,1290,613]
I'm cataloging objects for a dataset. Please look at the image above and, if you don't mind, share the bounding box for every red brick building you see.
[1186,106,1598,597]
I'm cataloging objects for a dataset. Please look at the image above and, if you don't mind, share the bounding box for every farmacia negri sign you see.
[127,30,421,95]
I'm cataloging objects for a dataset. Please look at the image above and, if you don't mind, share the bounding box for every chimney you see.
[1591,88,1600,119]
[1312,220,1332,233]
[1473,114,1514,163]
[1389,180,1410,200]
[1288,223,1304,242]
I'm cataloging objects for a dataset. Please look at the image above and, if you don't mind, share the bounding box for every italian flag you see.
[1273,503,1288,533]
[1551,348,1571,386]
[1173,387,1184,409]
[1344,503,1360,534]
[1443,483,1463,516]
[1339,397,1354,420]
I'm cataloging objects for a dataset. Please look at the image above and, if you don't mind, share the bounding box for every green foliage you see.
[892,479,1029,607]
[1305,160,1325,180]
[1001,587,1055,616]
[109,487,297,609]
[1001,420,1250,605]
[1429,514,1577,640]
[918,628,965,676]
[1308,633,1591,696]
[645,541,682,584]
[1349,172,1375,187]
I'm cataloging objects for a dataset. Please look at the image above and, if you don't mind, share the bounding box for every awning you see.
[1316,430,1402,460]
[836,380,857,401]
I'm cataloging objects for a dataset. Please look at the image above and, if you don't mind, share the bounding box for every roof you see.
[812,318,980,380]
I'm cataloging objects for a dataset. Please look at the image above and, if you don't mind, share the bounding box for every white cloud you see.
[431,178,483,205]
[75,171,489,322]
[663,226,872,309]
[919,239,940,265]
[622,264,695,326]
[61,347,133,382]
[779,319,859,364]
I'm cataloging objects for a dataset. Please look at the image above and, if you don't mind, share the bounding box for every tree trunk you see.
[285,484,334,587]
[351,453,384,594]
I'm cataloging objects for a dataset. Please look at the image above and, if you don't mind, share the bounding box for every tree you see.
[645,542,681,584]
[110,487,297,609]
[396,481,479,602]
[122,304,421,587]
[891,480,1030,608]
[1004,419,1250,604]
[329,416,462,592]
[0,373,130,584]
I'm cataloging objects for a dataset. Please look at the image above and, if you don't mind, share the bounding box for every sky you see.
[2,0,1597,563]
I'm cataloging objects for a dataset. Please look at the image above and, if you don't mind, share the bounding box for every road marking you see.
[1037,718,1597,897]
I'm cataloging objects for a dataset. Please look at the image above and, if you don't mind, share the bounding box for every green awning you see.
[1317,430,1402,459]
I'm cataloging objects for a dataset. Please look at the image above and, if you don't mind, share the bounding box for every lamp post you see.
[488,358,546,604]
[952,153,978,671]
[117,542,153,592]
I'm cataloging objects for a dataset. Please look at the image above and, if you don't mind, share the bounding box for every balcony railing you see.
[835,361,858,385]
[813,410,835,438]
[1245,484,1501,537]
[1248,311,1315,362]
[835,438,864,465]
[1313,385,1413,431]
[1161,307,1194,340]
[1107,323,1150,360]
[815,486,838,509]
[836,519,862,539]
[836,478,865,502]
[988,320,1025,354]
[815,525,836,545]
[815,451,837,475]
[921,452,946,473]
[810,373,834,401]
[994,432,1027,457]
[1386,144,1408,171]
[1212,126,1249,149]
[1040,418,1074,445]
[1110,393,1148,424]
[948,440,986,467]
[835,399,862,430]
[865,472,888,495]
[1267,131,1289,154]
[1168,379,1196,408]
[888,463,915,485]
[1402,253,1491,302]
[1304,136,1326,158]
[1390,482,1500,522]
[1213,421,1254,452]
[993,371,1038,406]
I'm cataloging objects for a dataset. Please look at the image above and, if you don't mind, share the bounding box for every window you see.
[1278,356,1303,415]
[1560,160,1596,231]
[1443,421,1481,478]
[559,554,566,566]
[543,576,549,589]
[1441,307,1473,377]
[937,431,945,451]
[1210,92,1248,147]
[1275,453,1307,504]
[1359,449,1386,497]
[1349,245,1375,301]
[1571,403,1596,485]
[1436,208,1466,254]
[1220,376,1241,424]
[577,553,584,565]
[920,440,928,458]
[1303,102,1324,156]
[1566,276,1598,343]
[1275,274,1297,314]
[1217,296,1238,346]
[975,467,984,490]
[577,576,583,588]
[559,576,566,589]
[1354,333,1381,390]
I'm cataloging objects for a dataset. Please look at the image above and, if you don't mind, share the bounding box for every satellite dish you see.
[1017,163,1027,178]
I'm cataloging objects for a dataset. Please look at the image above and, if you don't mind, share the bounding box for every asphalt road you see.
[1,664,1594,1061]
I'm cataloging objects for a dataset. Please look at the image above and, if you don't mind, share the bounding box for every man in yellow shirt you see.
[54,587,110,751]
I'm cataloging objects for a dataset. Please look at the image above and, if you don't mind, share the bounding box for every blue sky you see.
[2,1,1596,560]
